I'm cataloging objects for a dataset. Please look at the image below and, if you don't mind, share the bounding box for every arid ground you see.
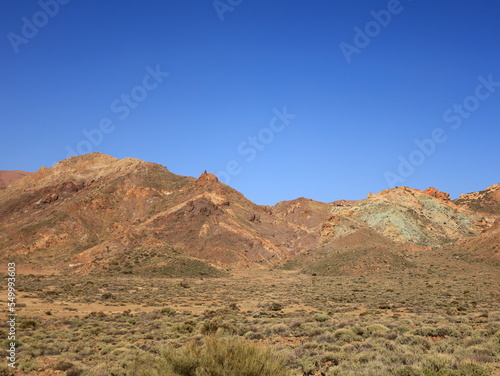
[2,258,499,376]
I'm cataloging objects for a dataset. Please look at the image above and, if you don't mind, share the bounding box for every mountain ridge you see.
[0,152,498,276]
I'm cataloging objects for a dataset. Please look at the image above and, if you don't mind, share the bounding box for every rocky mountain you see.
[454,184,500,215]
[0,153,498,276]
[0,153,314,274]
[323,186,489,247]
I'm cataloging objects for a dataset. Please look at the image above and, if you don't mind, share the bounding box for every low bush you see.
[137,335,290,376]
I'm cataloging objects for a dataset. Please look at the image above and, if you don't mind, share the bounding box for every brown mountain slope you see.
[455,218,500,264]
[131,171,315,268]
[0,153,497,276]
[0,153,214,275]
[454,183,500,215]
[0,153,314,273]
[283,186,497,276]
[273,197,333,231]
[0,170,32,188]
[285,228,414,276]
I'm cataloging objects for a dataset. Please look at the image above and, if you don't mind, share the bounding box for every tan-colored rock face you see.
[0,170,32,188]
[0,152,498,275]
[454,184,500,215]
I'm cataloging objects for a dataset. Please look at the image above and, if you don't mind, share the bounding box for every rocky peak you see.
[197,171,219,183]
[422,187,450,202]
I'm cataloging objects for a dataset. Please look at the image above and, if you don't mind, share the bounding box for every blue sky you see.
[1,1,499,205]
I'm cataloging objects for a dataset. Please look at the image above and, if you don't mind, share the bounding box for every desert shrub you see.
[271,323,290,336]
[200,318,220,335]
[332,328,359,343]
[394,366,424,376]
[482,324,500,340]
[366,324,390,334]
[19,319,37,330]
[316,331,335,344]
[137,335,290,376]
[414,327,438,337]
[200,318,237,335]
[300,322,324,337]
[351,325,368,337]
[314,313,330,322]
[398,335,431,350]
[228,302,240,311]
[101,293,113,300]
[269,302,283,311]
[243,331,263,340]
[160,307,176,316]
[435,326,459,337]
[453,360,491,376]
[354,351,377,364]
[18,358,38,372]
[397,325,413,334]
[463,337,487,347]
[446,307,459,316]
[173,320,196,334]
[179,280,191,289]
[84,363,124,376]
[378,303,392,309]
[258,301,284,311]
[289,319,305,329]
[251,311,269,318]
[421,353,454,373]
[87,311,107,318]
[0,364,13,376]
[400,319,414,327]
[456,324,473,337]
[66,368,83,376]
[458,345,496,363]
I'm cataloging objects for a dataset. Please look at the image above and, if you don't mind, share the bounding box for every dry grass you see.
[1,266,499,376]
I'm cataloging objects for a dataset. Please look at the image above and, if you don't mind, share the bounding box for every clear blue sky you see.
[1,0,499,205]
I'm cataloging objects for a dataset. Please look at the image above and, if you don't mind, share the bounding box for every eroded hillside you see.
[0,153,497,276]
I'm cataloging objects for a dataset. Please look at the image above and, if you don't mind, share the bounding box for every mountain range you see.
[0,153,498,276]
